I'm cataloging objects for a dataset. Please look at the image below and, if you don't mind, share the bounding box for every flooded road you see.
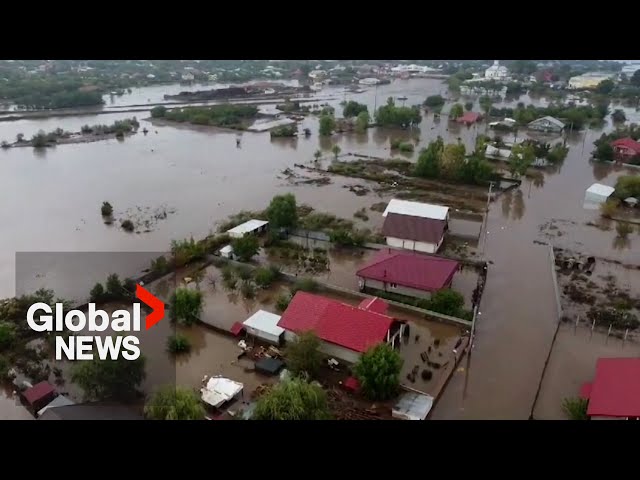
[2,76,638,419]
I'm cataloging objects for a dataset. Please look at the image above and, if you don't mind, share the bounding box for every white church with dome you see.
[485,60,509,79]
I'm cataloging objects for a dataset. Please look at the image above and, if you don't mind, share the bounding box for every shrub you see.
[427,289,465,317]
[276,293,292,312]
[235,264,253,281]
[230,235,260,262]
[253,378,331,420]
[355,343,403,401]
[600,199,619,218]
[101,201,113,217]
[561,397,589,420]
[151,255,170,275]
[284,331,323,378]
[89,283,105,303]
[105,274,123,299]
[240,281,256,299]
[169,288,203,326]
[0,322,16,351]
[144,385,204,420]
[121,219,135,232]
[254,266,278,288]
[291,278,319,295]
[616,222,634,238]
[167,334,192,355]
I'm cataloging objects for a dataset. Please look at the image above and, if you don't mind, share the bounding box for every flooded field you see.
[2,76,639,420]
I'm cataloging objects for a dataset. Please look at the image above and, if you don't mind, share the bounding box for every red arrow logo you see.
[136,284,165,330]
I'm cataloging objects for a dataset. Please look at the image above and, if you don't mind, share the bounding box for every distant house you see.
[484,60,509,79]
[456,112,482,125]
[580,358,640,420]
[611,137,640,161]
[308,70,326,80]
[181,72,195,82]
[38,403,144,420]
[356,249,459,300]
[277,291,406,364]
[381,199,449,254]
[225,219,269,239]
[528,116,565,133]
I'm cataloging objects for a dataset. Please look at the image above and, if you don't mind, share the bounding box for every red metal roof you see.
[456,112,482,124]
[357,249,459,292]
[344,376,361,392]
[230,322,245,336]
[277,292,394,353]
[586,358,640,418]
[23,381,55,406]
[357,297,389,314]
[611,137,640,154]
[382,213,446,245]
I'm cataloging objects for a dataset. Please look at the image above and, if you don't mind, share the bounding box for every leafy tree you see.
[72,355,146,402]
[319,114,336,136]
[546,144,569,163]
[440,143,466,180]
[253,378,331,420]
[150,106,167,118]
[267,193,298,229]
[449,103,464,120]
[479,96,493,118]
[594,141,614,162]
[144,386,205,420]
[105,273,123,299]
[355,110,370,133]
[612,109,626,123]
[427,289,465,317]
[89,283,105,303]
[509,143,535,179]
[355,343,403,401]
[464,101,473,112]
[631,70,640,87]
[121,219,135,232]
[423,95,445,109]
[509,60,538,75]
[595,79,615,95]
[31,131,48,148]
[313,149,322,162]
[276,293,292,312]
[167,333,192,354]
[101,201,113,216]
[343,101,368,118]
[254,265,280,288]
[0,322,16,351]
[169,288,203,326]
[331,144,341,160]
[375,97,421,127]
[231,235,259,261]
[284,331,323,378]
[460,154,494,184]
[561,397,588,420]
[614,175,640,199]
[414,137,443,178]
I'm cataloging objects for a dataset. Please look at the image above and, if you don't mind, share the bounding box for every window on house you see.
[390,283,397,289]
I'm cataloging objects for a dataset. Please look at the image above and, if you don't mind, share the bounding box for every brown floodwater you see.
[2,77,637,419]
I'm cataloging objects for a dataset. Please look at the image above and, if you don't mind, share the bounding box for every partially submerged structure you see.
[242,310,284,346]
[226,219,269,238]
[528,116,565,133]
[584,183,615,210]
[456,112,482,125]
[381,199,449,254]
[580,358,640,420]
[611,137,640,162]
[356,249,459,299]
[201,376,244,409]
[392,391,434,420]
[277,291,406,364]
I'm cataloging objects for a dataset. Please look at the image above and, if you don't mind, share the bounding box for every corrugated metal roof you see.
[226,219,268,236]
[243,310,284,337]
[586,358,640,418]
[383,199,449,221]
[586,183,615,197]
[37,395,75,417]
[201,377,243,408]
[22,381,55,406]
[382,213,446,245]
[529,116,565,129]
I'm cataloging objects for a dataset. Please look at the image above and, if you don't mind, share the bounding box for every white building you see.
[381,199,450,254]
[242,310,284,346]
[584,183,615,210]
[225,219,269,238]
[181,72,195,82]
[485,60,509,79]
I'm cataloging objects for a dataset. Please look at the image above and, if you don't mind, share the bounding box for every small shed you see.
[584,183,615,209]
[255,357,285,376]
[226,219,269,238]
[392,391,434,420]
[242,310,284,345]
[200,377,244,409]
[22,381,56,412]
[220,245,234,259]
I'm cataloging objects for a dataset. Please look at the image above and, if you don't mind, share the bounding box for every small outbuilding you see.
[220,244,235,259]
[22,381,56,413]
[584,183,615,210]
[255,357,285,376]
[392,391,434,420]
[242,310,284,346]
[226,219,269,239]
[201,377,244,409]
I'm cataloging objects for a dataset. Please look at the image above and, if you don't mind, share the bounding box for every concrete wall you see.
[245,327,282,346]
[386,236,441,254]
[359,277,432,300]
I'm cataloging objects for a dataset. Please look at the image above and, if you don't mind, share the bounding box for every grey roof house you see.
[528,116,565,133]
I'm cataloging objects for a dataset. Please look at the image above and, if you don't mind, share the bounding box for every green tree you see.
[0,322,16,351]
[284,331,323,378]
[313,149,322,162]
[355,110,370,133]
[614,175,640,199]
[167,333,192,354]
[331,144,341,160]
[319,114,336,136]
[616,222,634,238]
[31,131,48,148]
[144,386,205,420]
[267,193,298,229]
[594,141,614,162]
[355,343,403,401]
[71,355,146,402]
[254,265,280,288]
[169,288,203,326]
[101,201,113,216]
[414,137,444,178]
[253,378,331,420]
[509,143,535,179]
[561,397,589,420]
[612,109,626,123]
[343,101,368,118]
[595,79,615,95]
[89,282,105,303]
[375,97,421,127]
[423,95,445,109]
[479,96,493,118]
[440,143,466,180]
[150,106,167,118]
[276,293,292,312]
[105,273,123,299]
[427,289,465,317]
[449,103,464,120]
[464,101,473,111]
[230,235,259,261]
[121,219,135,232]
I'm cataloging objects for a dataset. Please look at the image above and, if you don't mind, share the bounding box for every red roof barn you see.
[456,112,482,125]
[357,249,459,299]
[277,291,404,364]
[611,137,640,160]
[580,358,640,419]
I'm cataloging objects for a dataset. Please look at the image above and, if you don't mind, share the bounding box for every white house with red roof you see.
[580,358,640,420]
[277,291,405,364]
[610,137,640,162]
[356,249,459,300]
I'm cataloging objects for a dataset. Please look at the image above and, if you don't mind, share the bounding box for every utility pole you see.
[480,181,494,256]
